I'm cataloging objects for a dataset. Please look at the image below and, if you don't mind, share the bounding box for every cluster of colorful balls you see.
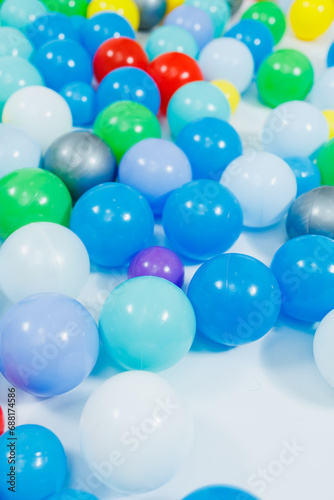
[0,0,333,498]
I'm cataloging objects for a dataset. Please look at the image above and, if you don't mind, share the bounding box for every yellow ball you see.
[211,80,240,114]
[290,0,334,41]
[166,0,185,14]
[323,110,334,139]
[87,0,140,31]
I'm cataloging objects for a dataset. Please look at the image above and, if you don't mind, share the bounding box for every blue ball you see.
[284,156,321,197]
[81,12,135,57]
[271,235,334,322]
[183,486,259,500]
[175,117,242,179]
[188,253,281,346]
[162,179,243,260]
[70,183,154,267]
[0,425,67,500]
[33,39,92,92]
[225,19,275,72]
[185,0,230,38]
[164,5,214,50]
[24,13,80,49]
[328,42,334,67]
[146,25,199,60]
[97,67,160,115]
[47,490,98,500]
[60,81,97,126]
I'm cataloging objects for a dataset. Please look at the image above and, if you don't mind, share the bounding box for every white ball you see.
[220,152,297,228]
[314,310,334,388]
[2,85,73,153]
[79,371,193,494]
[199,38,254,93]
[0,222,90,303]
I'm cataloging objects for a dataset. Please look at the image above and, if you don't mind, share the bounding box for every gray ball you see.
[136,0,167,31]
[286,186,334,239]
[44,131,117,201]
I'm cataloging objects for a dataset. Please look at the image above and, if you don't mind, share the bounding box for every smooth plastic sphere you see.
[166,0,185,13]
[0,406,3,436]
[211,79,240,113]
[188,253,281,346]
[93,37,148,84]
[314,310,334,388]
[271,235,334,322]
[86,0,140,31]
[2,86,73,153]
[199,38,254,93]
[41,0,88,16]
[24,13,79,49]
[137,0,166,30]
[80,371,193,493]
[0,222,90,303]
[163,180,243,260]
[310,67,334,111]
[0,26,34,58]
[0,0,48,30]
[257,49,314,108]
[183,485,260,499]
[119,138,192,214]
[99,276,195,371]
[60,82,96,127]
[164,5,214,50]
[146,25,199,61]
[167,81,230,137]
[262,101,329,158]
[290,0,334,41]
[323,110,334,138]
[47,492,98,500]
[0,124,41,177]
[221,152,297,228]
[94,101,161,163]
[0,293,99,397]
[241,1,286,44]
[44,131,117,201]
[97,67,160,115]
[70,183,154,267]
[128,246,184,287]
[148,52,203,115]
[175,117,242,180]
[185,0,230,37]
[285,156,321,197]
[317,138,334,185]
[328,42,334,67]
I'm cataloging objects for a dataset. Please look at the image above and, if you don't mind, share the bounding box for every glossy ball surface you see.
[188,253,281,346]
[241,1,286,44]
[285,156,321,197]
[0,124,41,177]
[310,67,334,111]
[47,491,98,500]
[211,79,240,113]
[183,485,260,499]
[317,138,334,185]
[185,0,230,37]
[42,0,88,16]
[0,0,48,30]
[86,0,140,30]
[137,0,166,30]
[119,138,192,214]
[60,82,96,127]
[25,13,79,49]
[290,0,334,41]
[164,5,214,50]
[166,0,185,13]
[163,180,243,260]
[0,26,34,58]
[328,42,334,67]
[80,371,193,493]
[128,246,184,287]
[146,25,199,61]
[314,310,334,388]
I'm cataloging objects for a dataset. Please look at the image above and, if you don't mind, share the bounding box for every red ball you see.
[93,37,149,83]
[0,406,4,436]
[148,52,203,115]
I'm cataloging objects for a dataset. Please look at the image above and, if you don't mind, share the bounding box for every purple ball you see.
[164,5,214,51]
[128,246,185,288]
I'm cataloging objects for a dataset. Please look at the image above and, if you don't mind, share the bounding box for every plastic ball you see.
[86,0,140,31]
[128,246,184,287]
[0,27,34,58]
[290,0,334,41]
[241,1,286,44]
[44,131,117,201]
[199,38,254,93]
[323,110,334,139]
[80,371,193,493]
[286,186,334,240]
[0,0,48,30]
[81,12,135,58]
[185,0,230,38]
[163,180,243,260]
[221,152,297,228]
[119,138,192,214]
[99,276,195,371]
[163,5,214,50]
[262,101,329,158]
[328,42,334,68]
[271,235,334,322]
[41,0,88,16]
[94,101,161,163]
[97,67,160,115]
[285,156,321,197]
[314,310,334,388]
[211,79,240,113]
[0,406,3,436]
[70,183,154,267]
[182,485,260,499]
[147,52,203,115]
[167,81,231,137]
[317,138,334,185]
[0,425,67,500]
[146,25,199,61]
[93,37,148,84]
[175,117,242,180]
[0,222,90,303]
[225,19,275,72]
[47,492,98,500]
[0,124,41,177]
[2,85,73,153]
[0,293,99,397]
[166,0,185,13]
[188,253,281,346]
[257,49,314,108]
[24,13,79,49]
[60,82,97,126]
[136,0,166,30]
[227,0,243,14]
[310,67,334,111]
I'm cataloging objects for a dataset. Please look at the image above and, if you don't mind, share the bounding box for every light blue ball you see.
[60,81,97,126]
[285,156,321,197]
[185,0,230,37]
[45,490,98,500]
[0,27,34,59]
[99,276,196,372]
[146,25,199,60]
[0,0,48,30]
[0,124,41,177]
[167,81,231,137]
[164,4,214,50]
[310,67,334,110]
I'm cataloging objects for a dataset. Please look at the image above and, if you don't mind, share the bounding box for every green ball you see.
[0,168,72,239]
[242,1,286,44]
[94,101,162,163]
[257,49,314,108]
[40,0,88,16]
[317,139,334,185]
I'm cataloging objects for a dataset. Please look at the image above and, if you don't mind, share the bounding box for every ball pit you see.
[241,1,286,44]
[164,5,214,50]
[25,13,80,49]
[146,25,199,60]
